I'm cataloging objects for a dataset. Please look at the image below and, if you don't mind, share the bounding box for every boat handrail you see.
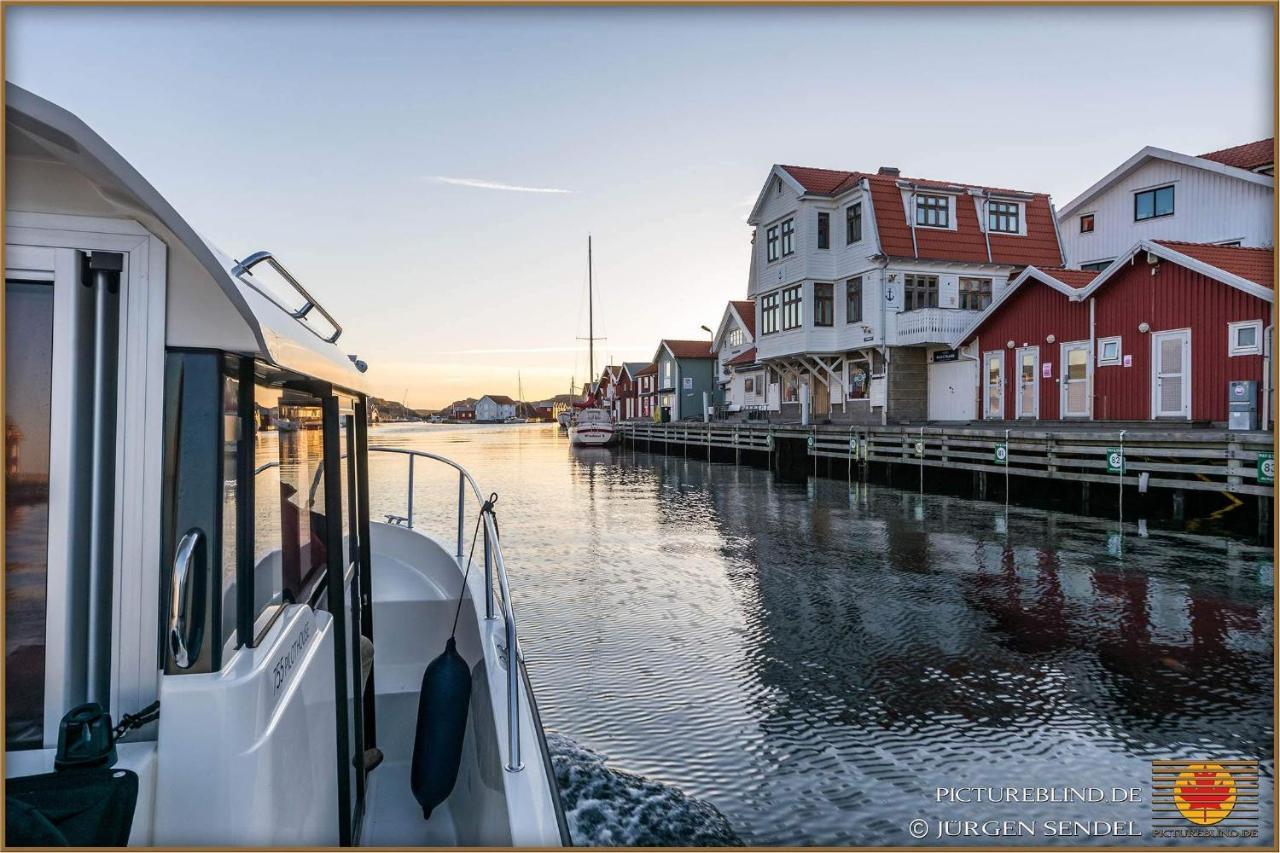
[367,446,524,772]
[231,250,344,344]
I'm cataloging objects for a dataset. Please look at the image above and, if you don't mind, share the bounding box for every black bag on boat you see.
[410,637,472,819]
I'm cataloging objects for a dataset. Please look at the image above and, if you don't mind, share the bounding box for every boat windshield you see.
[577,409,610,423]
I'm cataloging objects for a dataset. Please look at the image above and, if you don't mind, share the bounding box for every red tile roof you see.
[724,347,758,367]
[779,165,1062,268]
[662,339,714,359]
[1155,241,1274,289]
[730,299,756,337]
[1198,138,1274,171]
[1036,266,1101,289]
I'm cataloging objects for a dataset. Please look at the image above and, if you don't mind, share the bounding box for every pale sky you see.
[6,5,1273,409]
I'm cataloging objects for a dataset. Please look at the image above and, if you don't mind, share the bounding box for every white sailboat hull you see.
[568,422,616,446]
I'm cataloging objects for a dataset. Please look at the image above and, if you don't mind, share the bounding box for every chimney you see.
[877,166,900,177]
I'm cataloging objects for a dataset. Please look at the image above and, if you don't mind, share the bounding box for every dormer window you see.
[915,194,949,227]
[988,201,1020,234]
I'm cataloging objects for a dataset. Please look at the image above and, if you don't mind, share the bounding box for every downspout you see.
[1089,296,1097,420]
[980,191,993,264]
[1049,199,1068,267]
[867,178,894,426]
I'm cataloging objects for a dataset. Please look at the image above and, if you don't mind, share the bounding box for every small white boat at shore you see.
[568,408,617,446]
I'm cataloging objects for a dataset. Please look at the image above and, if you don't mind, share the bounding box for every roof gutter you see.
[978,190,993,264]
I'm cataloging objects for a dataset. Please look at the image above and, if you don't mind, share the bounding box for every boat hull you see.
[568,424,616,446]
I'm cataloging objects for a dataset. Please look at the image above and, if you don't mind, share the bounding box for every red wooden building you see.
[954,240,1273,425]
[633,363,658,419]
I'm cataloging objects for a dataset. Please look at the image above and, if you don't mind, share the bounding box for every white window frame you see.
[6,211,167,745]
[1228,320,1263,356]
[1097,335,1123,366]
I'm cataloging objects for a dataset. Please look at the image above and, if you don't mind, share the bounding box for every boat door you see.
[1015,347,1039,419]
[1151,329,1191,419]
[4,230,165,782]
[982,351,1005,419]
[154,355,372,846]
[1060,341,1092,418]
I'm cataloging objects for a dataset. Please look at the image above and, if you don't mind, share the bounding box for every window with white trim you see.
[727,328,743,348]
[1097,336,1122,366]
[1228,320,1263,356]
[987,201,1020,234]
[915,194,949,227]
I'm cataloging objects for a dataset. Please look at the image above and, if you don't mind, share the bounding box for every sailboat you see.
[505,372,528,423]
[568,236,618,447]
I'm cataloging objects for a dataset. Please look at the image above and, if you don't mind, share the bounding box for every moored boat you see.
[568,408,617,446]
[3,83,568,848]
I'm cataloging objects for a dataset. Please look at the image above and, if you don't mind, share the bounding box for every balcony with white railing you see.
[891,307,981,346]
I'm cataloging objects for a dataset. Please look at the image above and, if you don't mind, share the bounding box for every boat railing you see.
[367,446,524,772]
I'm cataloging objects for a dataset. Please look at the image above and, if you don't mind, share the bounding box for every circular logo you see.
[1173,763,1237,826]
[914,441,924,456]
[807,434,816,449]
[1109,451,1123,469]
[994,444,1008,463]
[1261,457,1275,480]
[850,437,858,452]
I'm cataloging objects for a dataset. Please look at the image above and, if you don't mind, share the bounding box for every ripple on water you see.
[371,425,1274,846]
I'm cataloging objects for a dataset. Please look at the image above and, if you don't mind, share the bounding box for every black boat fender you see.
[409,637,472,820]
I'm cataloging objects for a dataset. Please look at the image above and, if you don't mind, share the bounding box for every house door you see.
[982,351,1005,419]
[1152,329,1191,418]
[1015,347,1039,419]
[1060,341,1091,418]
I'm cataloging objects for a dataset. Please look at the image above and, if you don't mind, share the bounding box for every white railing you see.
[892,307,981,345]
[368,446,524,772]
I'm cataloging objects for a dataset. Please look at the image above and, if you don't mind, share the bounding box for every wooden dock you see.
[617,421,1275,499]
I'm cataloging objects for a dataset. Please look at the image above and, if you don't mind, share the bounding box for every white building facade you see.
[746,164,1066,423]
[475,394,517,422]
[1057,140,1274,271]
[711,300,764,415]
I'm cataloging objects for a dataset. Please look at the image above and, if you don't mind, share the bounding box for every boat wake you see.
[546,733,742,847]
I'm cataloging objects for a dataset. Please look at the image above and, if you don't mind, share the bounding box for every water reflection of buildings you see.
[671,464,1272,760]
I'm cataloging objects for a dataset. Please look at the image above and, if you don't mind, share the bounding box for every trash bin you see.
[1228,380,1258,431]
[660,406,671,423]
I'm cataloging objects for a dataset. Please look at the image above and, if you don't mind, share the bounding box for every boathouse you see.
[953,240,1274,425]
[654,339,715,420]
[633,363,658,419]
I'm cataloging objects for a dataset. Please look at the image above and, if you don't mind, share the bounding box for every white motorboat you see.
[3,84,568,848]
[568,408,617,447]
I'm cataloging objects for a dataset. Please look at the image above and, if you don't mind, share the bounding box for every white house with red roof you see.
[711,299,764,415]
[745,163,1064,423]
[1057,139,1274,272]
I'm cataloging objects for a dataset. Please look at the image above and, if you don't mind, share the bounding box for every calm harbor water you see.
[366,422,1274,847]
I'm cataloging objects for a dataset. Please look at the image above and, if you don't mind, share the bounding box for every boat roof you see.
[5,83,368,393]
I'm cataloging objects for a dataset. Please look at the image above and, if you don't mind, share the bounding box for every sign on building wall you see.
[932,349,959,363]
[1041,362,1052,379]
[682,377,693,390]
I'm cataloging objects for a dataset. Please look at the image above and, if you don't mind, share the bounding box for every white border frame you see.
[7,211,167,743]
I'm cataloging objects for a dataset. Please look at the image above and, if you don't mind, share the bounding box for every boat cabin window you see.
[5,278,55,749]
[249,381,330,640]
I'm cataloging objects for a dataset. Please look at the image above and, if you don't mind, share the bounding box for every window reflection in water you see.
[5,280,55,748]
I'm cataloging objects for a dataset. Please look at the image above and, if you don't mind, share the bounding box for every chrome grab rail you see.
[368,446,523,772]
[169,529,203,669]
[231,250,344,344]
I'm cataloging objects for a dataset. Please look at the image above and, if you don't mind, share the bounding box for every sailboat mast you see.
[588,235,594,385]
